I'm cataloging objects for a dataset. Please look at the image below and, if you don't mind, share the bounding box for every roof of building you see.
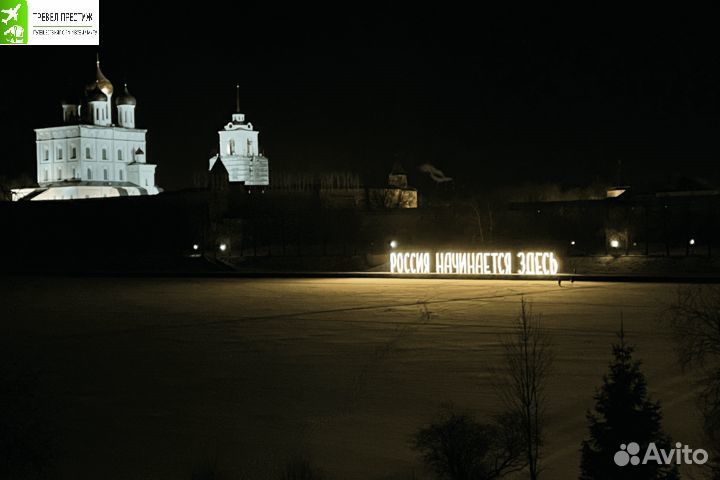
[115,83,136,106]
[95,57,113,95]
[60,82,82,106]
[87,82,108,102]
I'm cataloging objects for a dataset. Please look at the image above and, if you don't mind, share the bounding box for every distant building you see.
[388,165,409,189]
[208,85,269,186]
[368,164,418,208]
[606,186,630,198]
[12,56,160,201]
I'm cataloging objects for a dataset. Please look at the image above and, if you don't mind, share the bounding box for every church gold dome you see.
[87,81,107,102]
[95,57,113,96]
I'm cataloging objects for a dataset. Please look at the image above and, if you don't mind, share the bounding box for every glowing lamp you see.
[610,239,620,248]
[389,240,398,249]
[219,243,227,252]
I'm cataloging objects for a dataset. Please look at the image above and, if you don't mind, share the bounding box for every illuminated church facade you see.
[208,86,269,185]
[12,57,160,201]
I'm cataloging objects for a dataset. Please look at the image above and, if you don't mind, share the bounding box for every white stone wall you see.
[35,125,151,186]
[117,105,135,129]
[208,115,269,186]
[219,128,259,157]
[127,163,156,188]
[213,155,269,185]
[35,125,80,184]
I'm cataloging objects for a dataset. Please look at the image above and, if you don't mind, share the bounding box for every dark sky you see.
[2,6,719,191]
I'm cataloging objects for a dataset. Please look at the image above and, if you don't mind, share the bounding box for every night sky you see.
[2,7,719,191]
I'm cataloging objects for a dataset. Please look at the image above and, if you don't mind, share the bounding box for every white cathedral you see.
[208,86,269,185]
[12,57,160,201]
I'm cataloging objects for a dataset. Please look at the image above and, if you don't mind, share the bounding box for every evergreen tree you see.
[580,324,679,480]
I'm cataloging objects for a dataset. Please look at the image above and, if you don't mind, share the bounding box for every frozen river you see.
[0,277,708,479]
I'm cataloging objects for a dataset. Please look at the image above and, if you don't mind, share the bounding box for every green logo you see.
[1,0,27,44]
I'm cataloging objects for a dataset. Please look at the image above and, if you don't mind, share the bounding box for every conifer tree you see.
[580,323,679,480]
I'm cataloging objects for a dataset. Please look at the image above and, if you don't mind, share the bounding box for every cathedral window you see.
[103,169,108,181]
[87,168,92,180]
[228,139,235,155]
[57,168,62,180]
[58,148,63,160]
[118,149,123,161]
[102,149,107,160]
[85,147,91,159]
[43,149,48,161]
[119,170,124,181]
[71,147,76,159]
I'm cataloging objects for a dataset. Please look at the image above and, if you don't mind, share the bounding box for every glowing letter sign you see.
[389,252,431,274]
[389,251,560,276]
[516,251,559,275]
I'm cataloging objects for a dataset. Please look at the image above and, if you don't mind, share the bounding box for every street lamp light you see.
[610,239,620,249]
[389,240,398,249]
[689,238,696,246]
[219,243,227,252]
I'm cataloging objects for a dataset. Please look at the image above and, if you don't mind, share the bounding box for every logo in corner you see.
[614,442,641,466]
[0,0,27,44]
[614,441,709,466]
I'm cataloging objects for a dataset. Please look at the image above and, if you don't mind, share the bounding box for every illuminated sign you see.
[389,251,560,275]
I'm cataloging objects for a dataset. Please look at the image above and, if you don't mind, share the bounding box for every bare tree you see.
[667,286,720,479]
[413,404,526,480]
[667,286,720,369]
[498,300,554,480]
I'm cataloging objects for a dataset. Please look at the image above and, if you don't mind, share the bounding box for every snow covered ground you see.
[0,277,709,479]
